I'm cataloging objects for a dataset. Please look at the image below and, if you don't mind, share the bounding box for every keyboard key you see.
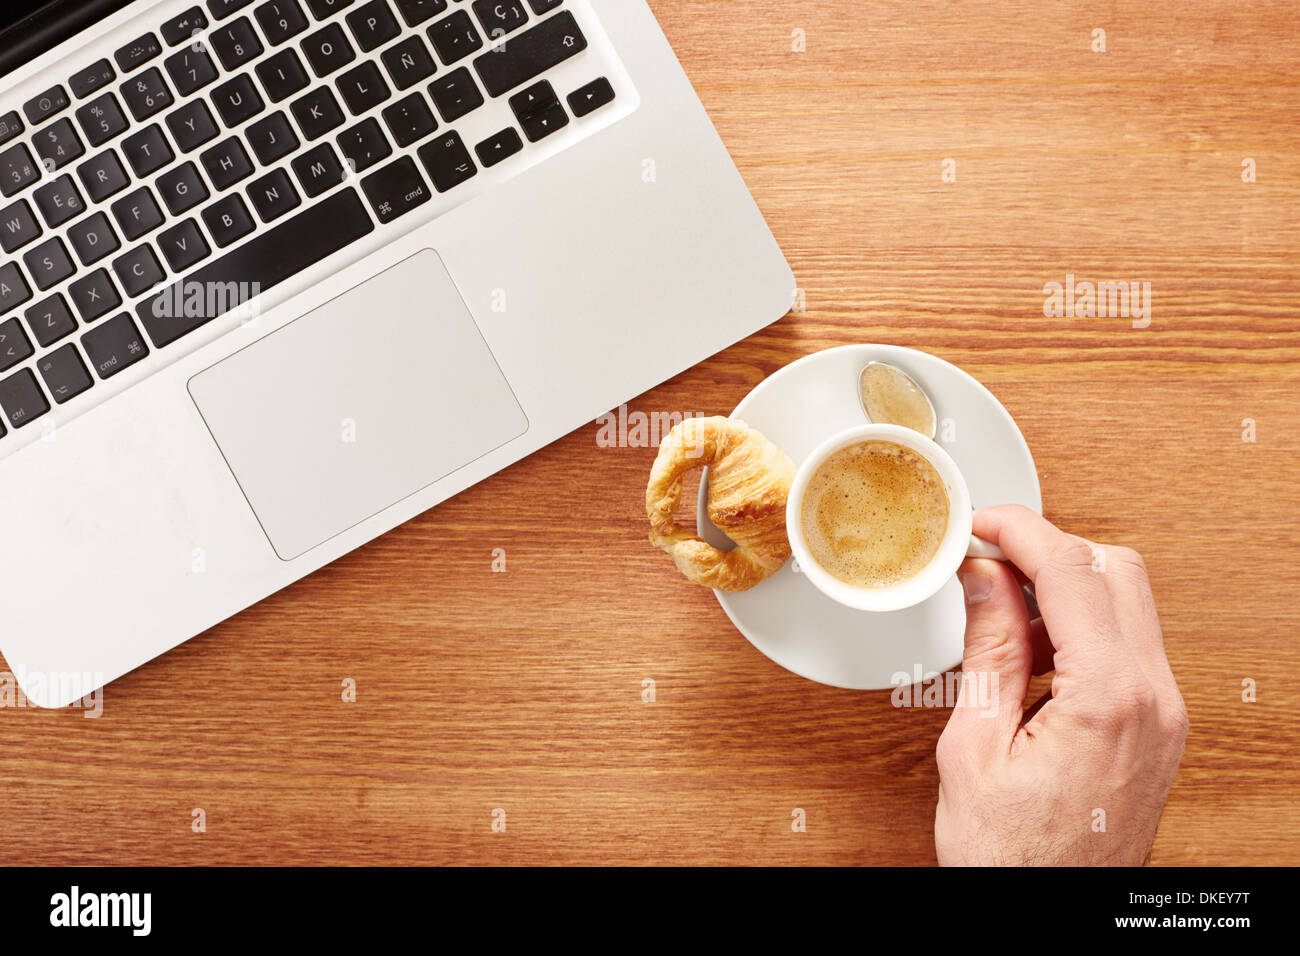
[256,0,309,45]
[157,218,211,271]
[32,117,86,169]
[210,16,264,70]
[526,0,562,13]
[291,142,345,196]
[201,138,254,189]
[0,262,32,313]
[166,100,220,151]
[164,45,220,96]
[519,100,565,141]
[75,93,130,146]
[0,318,34,373]
[507,78,555,118]
[303,23,356,77]
[115,33,163,73]
[416,128,475,192]
[139,187,373,347]
[247,167,301,221]
[336,61,391,115]
[0,143,40,196]
[0,368,48,427]
[291,86,345,139]
[110,187,165,241]
[68,269,120,321]
[306,0,353,16]
[428,9,483,65]
[33,175,85,227]
[381,34,436,90]
[212,73,265,127]
[69,60,117,99]
[157,161,210,214]
[23,237,75,290]
[257,49,311,102]
[208,0,256,19]
[473,10,585,97]
[0,199,40,253]
[0,112,22,147]
[37,343,93,404]
[201,193,255,246]
[346,0,401,52]
[77,150,130,201]
[248,111,300,164]
[427,67,482,121]
[25,294,78,348]
[121,67,174,121]
[474,126,521,167]
[394,0,446,28]
[161,6,211,46]
[23,86,70,125]
[381,92,436,147]
[472,0,528,38]
[82,312,149,379]
[112,244,166,297]
[568,76,613,117]
[337,116,390,172]
[68,211,121,265]
[121,124,174,177]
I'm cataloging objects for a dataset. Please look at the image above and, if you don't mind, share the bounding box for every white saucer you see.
[697,345,1042,690]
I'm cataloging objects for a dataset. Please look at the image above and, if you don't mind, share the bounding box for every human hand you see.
[934,505,1189,866]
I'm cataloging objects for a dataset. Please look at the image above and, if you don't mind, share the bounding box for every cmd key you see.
[359,155,430,223]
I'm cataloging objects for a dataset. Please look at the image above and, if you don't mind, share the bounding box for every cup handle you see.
[966,534,1007,561]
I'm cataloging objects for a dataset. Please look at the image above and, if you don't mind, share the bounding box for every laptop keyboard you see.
[0,0,621,442]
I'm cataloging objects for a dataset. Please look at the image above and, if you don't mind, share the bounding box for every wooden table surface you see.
[4,0,1298,866]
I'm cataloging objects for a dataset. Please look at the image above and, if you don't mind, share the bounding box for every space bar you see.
[136,188,375,349]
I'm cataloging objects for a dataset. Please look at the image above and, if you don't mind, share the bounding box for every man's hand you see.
[935,505,1189,866]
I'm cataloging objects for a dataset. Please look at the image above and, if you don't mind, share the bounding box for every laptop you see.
[0,0,793,707]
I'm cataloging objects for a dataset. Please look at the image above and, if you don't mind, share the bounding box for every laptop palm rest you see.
[188,249,528,561]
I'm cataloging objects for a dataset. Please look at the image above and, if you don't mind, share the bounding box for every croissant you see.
[646,416,796,591]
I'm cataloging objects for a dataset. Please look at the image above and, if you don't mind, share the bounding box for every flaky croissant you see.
[646,416,796,591]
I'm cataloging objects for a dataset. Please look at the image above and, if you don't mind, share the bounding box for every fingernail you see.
[960,572,992,604]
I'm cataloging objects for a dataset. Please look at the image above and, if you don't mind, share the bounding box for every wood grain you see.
[2,0,1297,865]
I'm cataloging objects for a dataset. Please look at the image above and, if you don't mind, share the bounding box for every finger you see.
[973,505,1128,678]
[1093,544,1181,702]
[943,557,1033,756]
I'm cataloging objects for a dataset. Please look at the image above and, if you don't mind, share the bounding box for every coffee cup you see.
[786,423,1003,612]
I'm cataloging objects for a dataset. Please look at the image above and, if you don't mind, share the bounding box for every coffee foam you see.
[800,440,949,588]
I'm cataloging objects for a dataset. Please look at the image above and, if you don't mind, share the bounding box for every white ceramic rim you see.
[785,423,974,612]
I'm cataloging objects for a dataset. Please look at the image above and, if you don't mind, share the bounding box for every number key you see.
[32,118,85,170]
[209,16,264,70]
[255,0,308,45]
[164,45,220,96]
[120,68,174,121]
[0,142,40,196]
[75,93,130,146]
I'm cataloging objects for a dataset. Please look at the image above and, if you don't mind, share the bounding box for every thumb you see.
[943,557,1033,755]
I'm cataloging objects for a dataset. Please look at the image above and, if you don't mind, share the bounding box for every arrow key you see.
[474,127,522,167]
[568,77,613,117]
[519,101,566,142]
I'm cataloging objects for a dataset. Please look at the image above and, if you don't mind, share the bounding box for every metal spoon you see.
[857,360,1007,562]
[858,361,938,438]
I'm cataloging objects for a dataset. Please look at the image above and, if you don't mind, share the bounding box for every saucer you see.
[696,345,1042,690]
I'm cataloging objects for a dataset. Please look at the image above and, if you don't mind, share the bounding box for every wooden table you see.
[4,0,1297,866]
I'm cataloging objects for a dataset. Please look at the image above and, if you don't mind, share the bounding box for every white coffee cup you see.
[786,423,1004,612]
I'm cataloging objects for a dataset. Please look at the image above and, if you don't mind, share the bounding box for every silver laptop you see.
[0,0,792,707]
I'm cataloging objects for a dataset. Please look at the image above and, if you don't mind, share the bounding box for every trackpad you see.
[189,249,528,561]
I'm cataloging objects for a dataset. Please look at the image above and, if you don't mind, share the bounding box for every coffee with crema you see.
[800,440,949,588]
